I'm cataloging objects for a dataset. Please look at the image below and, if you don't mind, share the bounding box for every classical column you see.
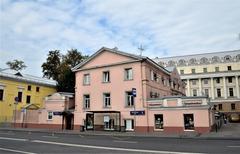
[236,76,240,98]
[198,78,202,96]
[223,77,227,99]
[187,79,190,96]
[210,78,215,99]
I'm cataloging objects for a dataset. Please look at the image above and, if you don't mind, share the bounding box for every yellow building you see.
[0,70,56,124]
[154,50,240,115]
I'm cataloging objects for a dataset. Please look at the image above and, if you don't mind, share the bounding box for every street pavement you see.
[0,123,239,153]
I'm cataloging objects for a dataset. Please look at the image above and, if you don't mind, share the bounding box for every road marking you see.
[32,140,203,154]
[42,136,58,139]
[0,147,37,154]
[79,134,84,138]
[227,146,240,148]
[0,132,15,135]
[113,140,137,144]
[0,137,28,141]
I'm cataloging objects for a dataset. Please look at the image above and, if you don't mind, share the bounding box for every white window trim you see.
[47,111,53,120]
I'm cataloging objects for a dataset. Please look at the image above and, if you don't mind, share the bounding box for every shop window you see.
[218,104,222,110]
[184,114,194,130]
[203,68,207,73]
[48,111,53,120]
[0,89,4,101]
[104,116,114,130]
[191,69,196,74]
[231,103,235,110]
[154,114,163,129]
[215,67,219,72]
[124,119,134,131]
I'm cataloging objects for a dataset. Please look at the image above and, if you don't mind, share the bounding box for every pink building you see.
[72,47,213,133]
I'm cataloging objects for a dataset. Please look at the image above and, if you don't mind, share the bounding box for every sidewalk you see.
[1,123,240,140]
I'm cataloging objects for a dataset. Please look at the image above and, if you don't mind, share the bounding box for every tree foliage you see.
[6,59,27,71]
[42,49,88,92]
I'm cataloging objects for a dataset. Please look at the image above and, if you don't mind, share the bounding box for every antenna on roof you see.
[138,44,145,56]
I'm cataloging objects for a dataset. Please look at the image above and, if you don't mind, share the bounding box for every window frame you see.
[103,71,110,83]
[124,68,133,80]
[103,93,111,107]
[48,111,53,120]
[26,95,31,104]
[83,94,90,109]
[83,74,90,85]
[229,88,234,97]
[125,91,134,107]
[0,89,4,101]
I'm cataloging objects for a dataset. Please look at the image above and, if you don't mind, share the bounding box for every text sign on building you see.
[53,112,63,116]
[130,110,145,116]
[132,88,137,97]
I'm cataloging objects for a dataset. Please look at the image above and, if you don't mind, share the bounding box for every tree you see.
[6,59,27,71]
[41,50,61,80]
[42,49,88,92]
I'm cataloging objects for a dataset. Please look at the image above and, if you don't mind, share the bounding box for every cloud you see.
[0,0,240,76]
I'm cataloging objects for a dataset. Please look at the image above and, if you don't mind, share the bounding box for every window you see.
[218,104,222,110]
[83,74,90,85]
[191,69,196,74]
[229,88,234,97]
[216,78,220,84]
[215,67,219,72]
[203,79,208,84]
[217,88,221,97]
[124,119,134,130]
[27,85,31,91]
[83,94,90,109]
[184,114,194,130]
[203,68,207,73]
[204,89,209,97]
[155,114,163,129]
[228,77,232,83]
[125,68,133,80]
[180,70,184,75]
[103,71,110,83]
[227,66,232,71]
[192,89,197,96]
[0,89,3,101]
[192,80,197,85]
[126,91,134,107]
[36,87,40,92]
[26,95,31,104]
[150,70,157,81]
[231,103,236,110]
[103,93,111,107]
[18,91,22,102]
[48,111,53,120]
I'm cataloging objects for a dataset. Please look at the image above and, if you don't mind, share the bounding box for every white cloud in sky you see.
[0,0,240,76]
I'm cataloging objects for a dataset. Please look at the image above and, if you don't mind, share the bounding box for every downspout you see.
[141,60,149,132]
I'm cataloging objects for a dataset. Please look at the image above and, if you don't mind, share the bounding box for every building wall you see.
[154,50,240,114]
[0,78,56,123]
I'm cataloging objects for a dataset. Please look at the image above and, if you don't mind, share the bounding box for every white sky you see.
[1,0,240,76]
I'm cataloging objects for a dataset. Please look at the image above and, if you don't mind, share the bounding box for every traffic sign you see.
[14,97,19,102]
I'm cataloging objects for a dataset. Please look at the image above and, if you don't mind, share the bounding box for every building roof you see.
[0,69,56,87]
[72,47,170,74]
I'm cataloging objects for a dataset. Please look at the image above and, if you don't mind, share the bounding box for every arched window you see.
[178,59,186,66]
[168,60,175,66]
[189,58,197,65]
[224,55,232,62]
[212,56,220,63]
[236,54,240,62]
[200,57,208,64]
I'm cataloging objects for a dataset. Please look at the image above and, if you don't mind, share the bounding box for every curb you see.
[0,128,240,140]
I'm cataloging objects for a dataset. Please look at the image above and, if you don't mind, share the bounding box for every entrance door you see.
[125,119,134,131]
[86,114,94,130]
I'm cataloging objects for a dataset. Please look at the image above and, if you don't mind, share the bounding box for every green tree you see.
[42,49,88,92]
[6,59,27,71]
[41,50,61,80]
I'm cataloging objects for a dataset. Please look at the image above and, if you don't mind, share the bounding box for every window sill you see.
[102,81,111,84]
[124,79,133,81]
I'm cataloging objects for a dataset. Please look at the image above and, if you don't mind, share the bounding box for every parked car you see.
[229,113,240,122]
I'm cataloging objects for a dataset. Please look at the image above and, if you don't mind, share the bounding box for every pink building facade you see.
[72,47,214,133]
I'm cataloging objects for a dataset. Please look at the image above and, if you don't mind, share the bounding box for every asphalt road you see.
[0,130,239,154]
